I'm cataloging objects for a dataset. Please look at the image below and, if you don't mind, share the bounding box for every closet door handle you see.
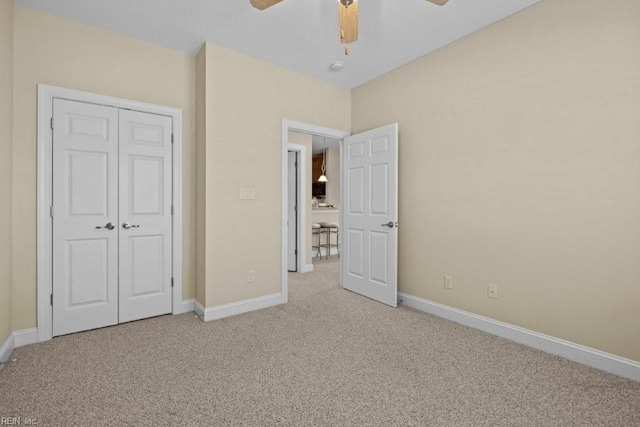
[95,222,115,230]
[122,222,140,229]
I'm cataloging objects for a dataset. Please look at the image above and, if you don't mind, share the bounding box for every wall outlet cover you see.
[488,284,498,299]
[444,276,453,290]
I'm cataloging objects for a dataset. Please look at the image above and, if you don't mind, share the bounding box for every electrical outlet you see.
[488,284,498,299]
[444,276,453,290]
[248,270,255,283]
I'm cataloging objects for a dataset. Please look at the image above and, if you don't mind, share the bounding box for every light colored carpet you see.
[1,257,639,426]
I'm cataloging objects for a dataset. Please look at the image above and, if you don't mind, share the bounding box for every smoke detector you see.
[330,61,344,72]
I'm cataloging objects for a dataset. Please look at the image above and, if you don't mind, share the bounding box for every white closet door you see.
[118,109,173,323]
[52,99,119,336]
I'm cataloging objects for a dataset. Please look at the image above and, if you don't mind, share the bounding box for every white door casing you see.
[288,151,298,272]
[342,124,398,307]
[52,99,120,336]
[118,110,173,323]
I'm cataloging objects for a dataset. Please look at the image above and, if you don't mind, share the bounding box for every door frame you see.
[281,120,350,302]
[37,84,185,343]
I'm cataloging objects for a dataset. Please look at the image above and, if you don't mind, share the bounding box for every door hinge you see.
[171,134,174,144]
[294,249,298,255]
[50,293,53,306]
[171,205,174,215]
[50,117,54,130]
[295,161,298,167]
[171,277,174,288]
[294,205,297,212]
[50,205,54,218]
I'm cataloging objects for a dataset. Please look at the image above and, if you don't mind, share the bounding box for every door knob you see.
[96,222,115,230]
[122,222,140,229]
[381,222,394,228]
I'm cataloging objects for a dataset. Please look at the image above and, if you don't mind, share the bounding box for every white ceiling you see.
[15,0,540,88]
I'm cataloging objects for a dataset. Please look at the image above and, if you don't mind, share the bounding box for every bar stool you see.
[319,222,339,259]
[311,223,322,258]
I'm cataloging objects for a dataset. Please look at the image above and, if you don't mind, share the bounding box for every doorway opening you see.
[282,120,400,308]
[281,120,349,302]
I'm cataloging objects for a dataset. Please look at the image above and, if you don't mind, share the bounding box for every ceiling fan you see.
[250,0,449,55]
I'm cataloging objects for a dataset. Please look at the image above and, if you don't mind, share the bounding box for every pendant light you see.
[318,137,328,183]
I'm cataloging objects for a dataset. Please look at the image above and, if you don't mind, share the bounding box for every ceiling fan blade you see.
[339,0,358,44]
[250,0,283,10]
[425,0,449,5]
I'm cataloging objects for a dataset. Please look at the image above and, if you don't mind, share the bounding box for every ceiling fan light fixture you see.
[251,0,449,57]
[339,0,358,55]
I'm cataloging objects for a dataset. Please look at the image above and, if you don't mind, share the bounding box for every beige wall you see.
[0,0,14,344]
[288,131,313,267]
[5,0,637,364]
[199,42,350,307]
[352,0,640,361]
[11,6,197,330]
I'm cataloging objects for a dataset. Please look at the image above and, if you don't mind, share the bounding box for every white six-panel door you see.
[342,124,398,307]
[52,99,173,336]
[52,99,120,336]
[118,110,173,323]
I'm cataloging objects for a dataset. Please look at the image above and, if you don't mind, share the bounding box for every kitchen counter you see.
[312,208,340,227]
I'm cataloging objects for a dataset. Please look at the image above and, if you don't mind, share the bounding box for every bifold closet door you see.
[118,109,173,323]
[52,99,120,336]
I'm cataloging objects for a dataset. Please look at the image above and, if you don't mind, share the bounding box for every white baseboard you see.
[194,300,205,318]
[174,298,195,314]
[0,327,37,372]
[399,293,640,383]
[0,333,15,370]
[198,293,283,322]
[14,328,38,347]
